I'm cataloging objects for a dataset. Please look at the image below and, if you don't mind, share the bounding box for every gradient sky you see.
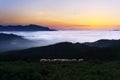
[0,0,120,30]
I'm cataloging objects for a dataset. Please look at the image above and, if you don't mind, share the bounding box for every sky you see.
[0,0,120,30]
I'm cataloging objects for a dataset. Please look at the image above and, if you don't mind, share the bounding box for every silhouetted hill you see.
[0,33,39,52]
[1,41,120,61]
[0,33,23,41]
[0,24,56,31]
[0,37,120,61]
[85,39,120,47]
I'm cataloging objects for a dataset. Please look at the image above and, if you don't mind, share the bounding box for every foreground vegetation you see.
[0,61,120,80]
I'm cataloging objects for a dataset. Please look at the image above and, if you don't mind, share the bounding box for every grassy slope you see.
[0,61,120,80]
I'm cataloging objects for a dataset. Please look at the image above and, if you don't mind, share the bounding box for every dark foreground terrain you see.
[1,33,120,80]
[0,61,120,80]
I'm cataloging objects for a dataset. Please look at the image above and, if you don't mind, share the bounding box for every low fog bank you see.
[2,30,120,43]
[0,33,48,53]
[0,32,76,53]
[1,31,120,53]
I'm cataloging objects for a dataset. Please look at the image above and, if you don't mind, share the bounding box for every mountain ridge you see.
[0,33,40,53]
[0,24,56,31]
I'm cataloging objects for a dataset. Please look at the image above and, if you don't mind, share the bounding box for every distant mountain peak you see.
[0,24,56,31]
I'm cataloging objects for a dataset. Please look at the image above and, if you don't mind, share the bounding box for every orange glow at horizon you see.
[1,16,119,30]
[1,0,120,30]
[1,8,120,30]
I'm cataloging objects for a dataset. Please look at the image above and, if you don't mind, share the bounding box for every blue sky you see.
[0,0,120,29]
